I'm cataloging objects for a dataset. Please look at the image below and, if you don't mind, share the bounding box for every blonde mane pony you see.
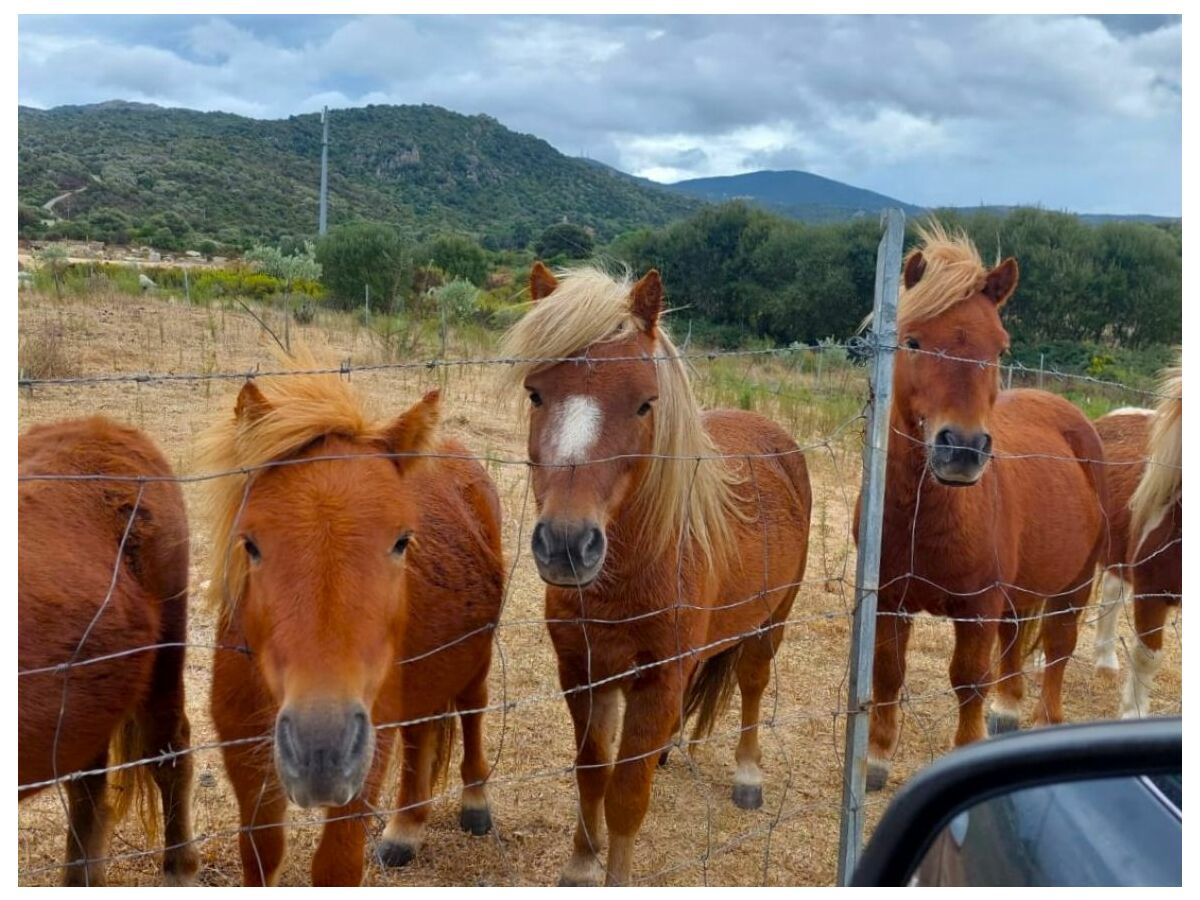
[1130,353,1183,546]
[898,220,993,329]
[196,349,405,624]
[500,266,741,569]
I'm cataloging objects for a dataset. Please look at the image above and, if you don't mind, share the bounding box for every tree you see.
[535,222,594,259]
[419,234,488,285]
[246,242,323,349]
[315,222,410,312]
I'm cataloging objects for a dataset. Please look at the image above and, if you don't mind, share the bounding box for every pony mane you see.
[898,220,991,330]
[1129,353,1183,546]
[500,265,742,569]
[196,348,396,623]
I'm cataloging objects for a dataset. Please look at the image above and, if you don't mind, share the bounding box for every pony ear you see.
[983,257,1019,307]
[529,261,559,301]
[631,269,663,333]
[235,381,272,424]
[384,389,440,473]
[903,251,926,290]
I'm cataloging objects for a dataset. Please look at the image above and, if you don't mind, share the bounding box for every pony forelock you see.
[500,266,743,569]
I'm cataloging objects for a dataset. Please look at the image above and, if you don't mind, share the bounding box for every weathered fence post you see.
[836,207,904,884]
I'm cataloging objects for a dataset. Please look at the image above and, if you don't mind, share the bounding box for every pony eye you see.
[528,391,543,408]
[392,532,413,556]
[243,538,261,564]
[637,399,655,417]
[904,337,921,351]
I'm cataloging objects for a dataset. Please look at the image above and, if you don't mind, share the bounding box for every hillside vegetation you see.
[18,101,698,250]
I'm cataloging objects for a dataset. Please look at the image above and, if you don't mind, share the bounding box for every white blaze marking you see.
[545,395,602,465]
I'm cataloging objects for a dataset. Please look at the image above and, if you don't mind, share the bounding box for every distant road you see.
[41,186,88,217]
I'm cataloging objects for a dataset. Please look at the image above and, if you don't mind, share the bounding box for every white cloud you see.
[16,14,1181,214]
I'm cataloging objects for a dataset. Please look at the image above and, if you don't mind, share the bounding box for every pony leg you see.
[987,607,1027,735]
[950,614,998,746]
[1120,597,1169,718]
[62,754,111,886]
[378,722,439,868]
[312,727,394,886]
[456,672,493,837]
[867,611,911,791]
[731,628,782,810]
[559,687,621,887]
[224,743,289,886]
[137,689,198,884]
[604,673,682,887]
[1034,592,1086,727]
[1093,569,1127,676]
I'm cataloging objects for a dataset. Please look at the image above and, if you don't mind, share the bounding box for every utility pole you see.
[318,106,329,236]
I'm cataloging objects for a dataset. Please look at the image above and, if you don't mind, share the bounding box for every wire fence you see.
[16,221,1182,886]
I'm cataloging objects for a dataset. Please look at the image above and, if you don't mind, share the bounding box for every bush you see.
[418,234,488,286]
[535,222,594,259]
[433,279,480,323]
[315,223,410,312]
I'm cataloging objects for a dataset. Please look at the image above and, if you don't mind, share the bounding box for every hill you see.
[17,101,700,249]
[662,169,924,222]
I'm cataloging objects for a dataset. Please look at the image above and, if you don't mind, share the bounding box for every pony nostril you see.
[934,428,954,449]
[978,434,993,456]
[579,527,605,568]
[276,713,302,776]
[342,711,370,774]
[531,522,553,565]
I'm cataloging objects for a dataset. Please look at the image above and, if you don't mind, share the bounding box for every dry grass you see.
[17,291,1182,886]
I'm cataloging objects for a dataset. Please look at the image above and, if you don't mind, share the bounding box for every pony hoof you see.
[460,806,493,836]
[731,783,764,810]
[376,840,416,869]
[987,711,1019,736]
[866,761,889,792]
[558,875,600,887]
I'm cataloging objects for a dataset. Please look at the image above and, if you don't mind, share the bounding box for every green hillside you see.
[18,101,700,250]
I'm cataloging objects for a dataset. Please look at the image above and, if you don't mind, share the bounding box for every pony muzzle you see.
[274,701,374,808]
[531,519,606,587]
[929,426,993,485]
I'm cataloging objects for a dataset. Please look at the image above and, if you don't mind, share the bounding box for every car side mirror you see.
[851,718,1181,887]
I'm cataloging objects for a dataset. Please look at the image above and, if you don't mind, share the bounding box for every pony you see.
[197,361,505,885]
[501,264,812,886]
[857,222,1109,792]
[19,417,197,886]
[1120,356,1182,718]
[1090,407,1155,675]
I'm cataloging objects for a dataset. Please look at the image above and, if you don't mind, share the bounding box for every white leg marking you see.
[734,759,763,788]
[545,395,602,465]
[1119,641,1163,719]
[383,816,427,851]
[1094,571,1127,673]
[989,693,1021,720]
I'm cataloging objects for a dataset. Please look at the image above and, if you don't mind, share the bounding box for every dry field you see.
[17,289,1183,886]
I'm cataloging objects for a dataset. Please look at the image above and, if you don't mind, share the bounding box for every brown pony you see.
[501,265,812,886]
[198,363,505,885]
[1090,407,1155,675]
[19,417,197,886]
[1119,356,1182,718]
[857,223,1108,791]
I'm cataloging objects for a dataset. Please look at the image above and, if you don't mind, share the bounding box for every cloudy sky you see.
[18,14,1181,215]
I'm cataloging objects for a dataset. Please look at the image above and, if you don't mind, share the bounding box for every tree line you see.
[608,203,1182,352]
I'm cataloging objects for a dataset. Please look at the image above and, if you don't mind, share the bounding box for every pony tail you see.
[108,715,161,847]
[683,643,743,744]
[430,706,458,793]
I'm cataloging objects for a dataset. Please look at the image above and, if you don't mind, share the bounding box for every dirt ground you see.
[17,291,1183,886]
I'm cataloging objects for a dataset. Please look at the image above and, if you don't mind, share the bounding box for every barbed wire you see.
[17,326,1181,886]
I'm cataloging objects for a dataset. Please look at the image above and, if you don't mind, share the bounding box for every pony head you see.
[892,222,1018,486]
[501,263,734,587]
[201,366,439,808]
